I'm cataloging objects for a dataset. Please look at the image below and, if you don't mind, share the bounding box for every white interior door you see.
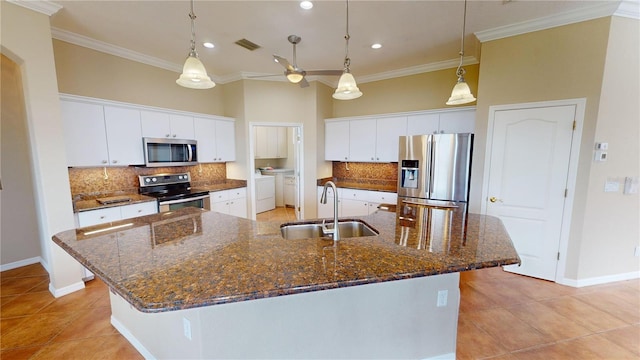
[485,105,576,281]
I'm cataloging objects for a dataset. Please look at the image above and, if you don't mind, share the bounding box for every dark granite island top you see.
[52,204,520,314]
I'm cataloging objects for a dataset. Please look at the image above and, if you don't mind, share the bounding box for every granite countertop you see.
[317,177,397,193]
[53,202,520,313]
[191,179,247,193]
[74,194,156,213]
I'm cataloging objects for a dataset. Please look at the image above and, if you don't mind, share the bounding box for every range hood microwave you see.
[143,137,198,167]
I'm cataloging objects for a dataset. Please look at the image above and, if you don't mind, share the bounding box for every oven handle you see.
[187,144,193,162]
[159,194,210,206]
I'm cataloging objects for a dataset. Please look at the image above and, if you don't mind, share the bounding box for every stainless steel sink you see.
[280,220,378,240]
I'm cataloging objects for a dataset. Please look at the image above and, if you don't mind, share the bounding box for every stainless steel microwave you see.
[143,138,198,167]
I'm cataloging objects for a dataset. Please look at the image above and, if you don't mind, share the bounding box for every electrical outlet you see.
[437,290,448,307]
[183,318,192,340]
[634,246,640,257]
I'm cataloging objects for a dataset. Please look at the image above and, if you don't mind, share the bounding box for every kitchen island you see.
[53,204,519,359]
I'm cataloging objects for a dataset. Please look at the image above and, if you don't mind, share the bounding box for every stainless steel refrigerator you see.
[397,134,473,203]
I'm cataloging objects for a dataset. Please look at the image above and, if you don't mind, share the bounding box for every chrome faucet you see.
[320,181,340,241]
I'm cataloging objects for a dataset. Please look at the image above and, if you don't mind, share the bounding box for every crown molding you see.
[615,0,640,19]
[8,0,62,16]
[475,1,623,42]
[357,57,478,85]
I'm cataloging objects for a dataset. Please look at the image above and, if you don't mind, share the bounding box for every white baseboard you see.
[423,352,456,360]
[0,256,42,272]
[111,315,155,360]
[559,271,640,287]
[49,280,85,298]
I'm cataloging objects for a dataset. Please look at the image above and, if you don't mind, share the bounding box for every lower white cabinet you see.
[317,186,397,218]
[210,187,247,218]
[255,176,276,214]
[76,201,157,228]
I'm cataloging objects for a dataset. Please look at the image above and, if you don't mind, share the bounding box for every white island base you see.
[110,272,460,359]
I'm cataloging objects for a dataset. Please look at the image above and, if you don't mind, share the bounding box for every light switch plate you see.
[604,180,619,192]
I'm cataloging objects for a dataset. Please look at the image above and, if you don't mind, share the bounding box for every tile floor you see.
[256,206,298,222]
[2,263,638,359]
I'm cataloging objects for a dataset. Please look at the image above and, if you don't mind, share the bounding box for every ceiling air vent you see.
[235,38,261,51]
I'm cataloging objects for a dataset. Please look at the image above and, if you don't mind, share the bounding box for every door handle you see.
[489,196,503,203]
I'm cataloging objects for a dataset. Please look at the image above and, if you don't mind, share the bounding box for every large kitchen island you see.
[53,204,519,359]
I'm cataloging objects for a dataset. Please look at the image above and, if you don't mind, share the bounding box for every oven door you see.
[158,194,211,212]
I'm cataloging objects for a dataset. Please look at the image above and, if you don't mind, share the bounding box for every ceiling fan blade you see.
[299,78,310,88]
[305,70,344,76]
[273,55,294,72]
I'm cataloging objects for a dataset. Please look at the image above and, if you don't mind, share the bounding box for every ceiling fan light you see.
[446,78,475,105]
[286,72,304,83]
[333,72,362,100]
[177,54,216,89]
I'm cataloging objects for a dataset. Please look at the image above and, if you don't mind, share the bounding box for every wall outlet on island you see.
[437,290,448,307]
[635,246,640,257]
[183,317,192,340]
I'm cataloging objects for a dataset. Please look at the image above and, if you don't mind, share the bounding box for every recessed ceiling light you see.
[203,42,215,49]
[300,1,313,10]
[371,43,382,49]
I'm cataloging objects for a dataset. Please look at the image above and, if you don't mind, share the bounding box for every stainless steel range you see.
[139,172,210,212]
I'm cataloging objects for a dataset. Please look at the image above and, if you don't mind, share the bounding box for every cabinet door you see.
[325,120,350,161]
[104,106,144,166]
[209,190,229,203]
[169,114,194,139]
[194,117,217,162]
[211,200,230,214]
[60,100,109,167]
[341,199,370,216]
[120,202,157,219]
[349,119,376,162]
[77,207,121,227]
[228,198,247,218]
[407,113,440,135]
[375,116,407,162]
[215,120,236,162]
[140,110,172,138]
[439,110,475,133]
[276,127,288,158]
[317,187,341,218]
[265,127,279,158]
[254,126,269,159]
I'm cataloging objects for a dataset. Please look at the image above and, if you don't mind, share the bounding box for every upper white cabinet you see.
[194,117,236,163]
[326,107,474,162]
[325,116,407,162]
[140,111,195,139]
[103,106,144,165]
[61,100,110,167]
[61,100,144,167]
[254,126,288,159]
[407,108,475,135]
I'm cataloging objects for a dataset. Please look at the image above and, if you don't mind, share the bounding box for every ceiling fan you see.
[272,35,343,88]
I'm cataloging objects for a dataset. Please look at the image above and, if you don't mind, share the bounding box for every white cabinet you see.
[325,116,407,163]
[407,109,475,135]
[103,106,144,165]
[76,201,157,228]
[254,126,288,159]
[194,117,235,163]
[141,111,194,139]
[325,121,350,161]
[341,189,371,216]
[61,100,144,167]
[210,188,247,218]
[317,186,341,218]
[284,175,296,207]
[61,101,110,167]
[317,186,397,218]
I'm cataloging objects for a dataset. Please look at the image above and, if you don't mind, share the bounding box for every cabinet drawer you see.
[77,207,121,227]
[341,188,368,200]
[210,190,229,203]
[120,202,157,219]
[317,186,339,199]
[228,187,247,200]
[367,191,397,204]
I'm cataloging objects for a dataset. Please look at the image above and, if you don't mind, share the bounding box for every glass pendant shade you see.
[446,77,476,105]
[333,72,362,100]
[286,72,304,84]
[177,54,215,89]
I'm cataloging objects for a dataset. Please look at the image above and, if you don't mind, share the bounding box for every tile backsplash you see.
[69,163,227,200]
[332,162,398,183]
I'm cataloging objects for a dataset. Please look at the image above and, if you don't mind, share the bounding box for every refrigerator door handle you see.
[429,138,436,197]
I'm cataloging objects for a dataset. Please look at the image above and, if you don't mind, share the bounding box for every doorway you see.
[482,99,585,282]
[248,122,304,222]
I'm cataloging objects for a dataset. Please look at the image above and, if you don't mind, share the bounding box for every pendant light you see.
[446,0,475,105]
[333,0,362,100]
[176,0,215,89]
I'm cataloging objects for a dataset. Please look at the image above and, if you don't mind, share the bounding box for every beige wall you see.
[1,54,41,265]
[53,40,225,116]
[475,17,639,282]
[578,16,639,280]
[1,2,84,289]
[331,65,479,118]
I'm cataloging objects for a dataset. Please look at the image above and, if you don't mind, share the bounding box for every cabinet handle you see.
[112,160,118,164]
[100,216,106,219]
[371,157,374,160]
[165,134,171,137]
[173,134,177,138]
[101,160,108,164]
[137,209,142,213]
[376,157,379,161]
